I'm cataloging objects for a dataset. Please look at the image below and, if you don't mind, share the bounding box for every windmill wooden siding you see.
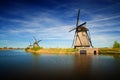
[33,43,39,47]
[75,31,90,47]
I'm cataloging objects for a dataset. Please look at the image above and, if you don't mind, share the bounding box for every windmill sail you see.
[71,9,80,48]
[87,31,94,48]
[76,9,80,27]
[38,40,42,43]
[33,36,42,47]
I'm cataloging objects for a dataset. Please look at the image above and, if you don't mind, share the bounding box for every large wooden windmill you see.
[33,36,41,47]
[69,9,93,49]
[69,9,98,55]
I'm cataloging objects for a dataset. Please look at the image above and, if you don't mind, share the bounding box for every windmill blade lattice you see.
[33,36,37,42]
[38,40,42,43]
[71,31,77,48]
[87,31,94,48]
[76,9,80,27]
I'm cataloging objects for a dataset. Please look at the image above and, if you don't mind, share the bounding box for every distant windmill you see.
[69,9,93,49]
[28,42,33,48]
[33,36,42,47]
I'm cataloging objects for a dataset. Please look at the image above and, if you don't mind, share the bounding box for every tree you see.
[113,41,120,48]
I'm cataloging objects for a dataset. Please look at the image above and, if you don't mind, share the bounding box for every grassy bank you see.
[99,48,120,54]
[25,47,120,55]
[25,47,78,54]
[98,48,120,58]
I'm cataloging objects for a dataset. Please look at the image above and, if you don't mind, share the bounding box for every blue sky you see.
[0,0,120,48]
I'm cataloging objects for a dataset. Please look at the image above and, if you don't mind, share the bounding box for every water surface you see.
[0,50,120,80]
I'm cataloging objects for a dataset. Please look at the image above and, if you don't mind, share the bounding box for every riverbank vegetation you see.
[23,41,120,55]
[25,47,78,54]
[99,48,120,54]
[0,47,24,50]
[99,41,120,54]
[113,41,120,48]
[99,48,120,58]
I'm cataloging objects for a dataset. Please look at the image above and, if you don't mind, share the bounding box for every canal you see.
[0,50,120,80]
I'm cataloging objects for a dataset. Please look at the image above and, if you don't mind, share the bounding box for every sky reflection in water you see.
[0,50,120,80]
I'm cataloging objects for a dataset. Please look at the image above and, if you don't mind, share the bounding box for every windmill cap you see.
[77,26,89,31]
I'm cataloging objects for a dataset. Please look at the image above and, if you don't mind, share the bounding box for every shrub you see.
[25,47,30,51]
[31,46,43,51]
[113,41,120,48]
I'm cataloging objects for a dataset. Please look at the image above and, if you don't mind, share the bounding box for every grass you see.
[31,46,43,51]
[25,47,120,55]
[25,46,43,51]
[25,47,78,54]
[98,48,120,58]
[99,48,120,54]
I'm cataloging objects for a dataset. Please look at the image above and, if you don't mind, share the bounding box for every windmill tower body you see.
[33,37,41,48]
[75,26,90,48]
[33,42,39,47]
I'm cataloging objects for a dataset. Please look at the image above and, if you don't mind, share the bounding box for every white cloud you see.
[9,28,38,33]
[0,11,75,41]
[88,15,120,23]
[1,8,120,48]
[91,32,120,47]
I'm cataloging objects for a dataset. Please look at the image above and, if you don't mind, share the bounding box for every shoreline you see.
[99,48,120,54]
[0,47,24,50]
[0,48,24,50]
[1,47,120,55]
[25,48,77,55]
[25,48,120,55]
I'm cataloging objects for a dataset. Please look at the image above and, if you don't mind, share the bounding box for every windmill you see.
[69,9,93,49]
[28,42,33,48]
[33,36,42,47]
